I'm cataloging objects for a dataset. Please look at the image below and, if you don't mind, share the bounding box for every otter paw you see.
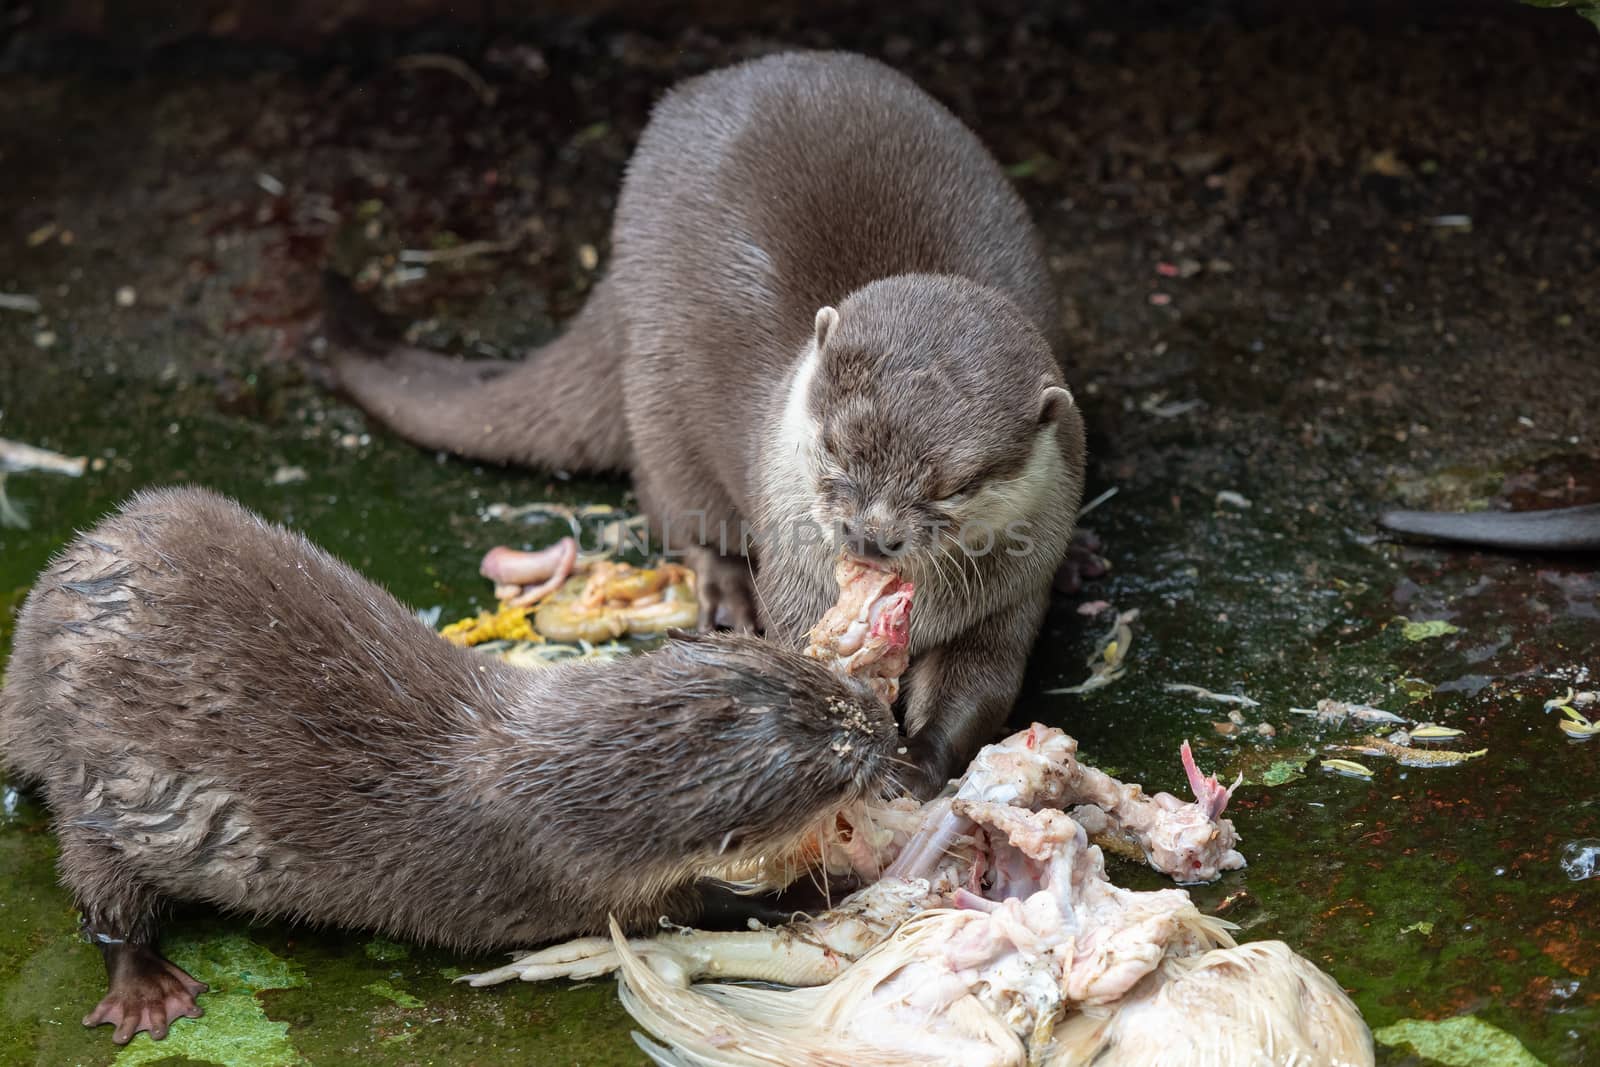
[899,736,959,801]
[1053,527,1110,596]
[688,550,762,633]
[85,945,206,1044]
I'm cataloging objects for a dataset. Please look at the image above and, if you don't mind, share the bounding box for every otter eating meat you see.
[0,487,913,1045]
[322,50,1088,794]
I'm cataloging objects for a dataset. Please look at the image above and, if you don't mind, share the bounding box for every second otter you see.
[326,51,1088,794]
[0,487,900,1044]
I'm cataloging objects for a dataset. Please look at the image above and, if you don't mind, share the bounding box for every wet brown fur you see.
[323,52,1088,792]
[0,487,895,963]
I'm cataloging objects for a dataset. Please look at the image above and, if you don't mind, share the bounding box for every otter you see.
[1378,504,1600,552]
[0,487,897,1045]
[324,50,1088,794]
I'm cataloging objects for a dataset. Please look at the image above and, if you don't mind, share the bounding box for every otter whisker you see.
[940,528,985,604]
[938,535,971,602]
[947,528,985,600]
[742,550,772,631]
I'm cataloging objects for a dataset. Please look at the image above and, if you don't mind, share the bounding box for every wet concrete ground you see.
[2,0,1599,1063]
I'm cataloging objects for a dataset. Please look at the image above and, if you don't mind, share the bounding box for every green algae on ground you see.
[1218,741,1312,788]
[364,981,424,1010]
[1397,618,1463,642]
[1396,676,1437,702]
[363,939,410,963]
[1374,1016,1546,1067]
[115,933,307,1067]
[1254,755,1305,790]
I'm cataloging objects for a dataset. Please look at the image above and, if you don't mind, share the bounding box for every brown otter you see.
[0,486,897,1044]
[324,50,1088,795]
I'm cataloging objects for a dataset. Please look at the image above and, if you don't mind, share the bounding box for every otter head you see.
[650,636,902,861]
[780,274,1082,582]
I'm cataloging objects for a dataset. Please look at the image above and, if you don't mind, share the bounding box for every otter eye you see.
[818,475,852,501]
[936,479,984,506]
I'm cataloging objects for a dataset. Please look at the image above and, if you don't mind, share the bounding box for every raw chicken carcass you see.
[605,773,1369,1066]
[460,576,1366,1067]
[885,727,1246,886]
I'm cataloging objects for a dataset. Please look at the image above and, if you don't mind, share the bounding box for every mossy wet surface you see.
[3,0,1599,1064]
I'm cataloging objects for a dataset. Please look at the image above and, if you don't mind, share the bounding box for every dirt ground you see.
[2,1,1599,1064]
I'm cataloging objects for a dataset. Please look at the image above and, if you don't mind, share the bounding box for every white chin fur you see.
[756,341,831,560]
[776,340,821,468]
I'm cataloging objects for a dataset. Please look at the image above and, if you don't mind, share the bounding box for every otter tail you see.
[320,271,632,473]
[1377,504,1600,552]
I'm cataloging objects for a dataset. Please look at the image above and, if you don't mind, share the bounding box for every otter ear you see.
[814,306,839,350]
[1039,385,1076,425]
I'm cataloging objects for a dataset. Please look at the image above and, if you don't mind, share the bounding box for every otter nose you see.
[857,537,905,559]
[840,519,906,558]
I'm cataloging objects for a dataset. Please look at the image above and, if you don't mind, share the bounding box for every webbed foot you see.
[84,943,206,1044]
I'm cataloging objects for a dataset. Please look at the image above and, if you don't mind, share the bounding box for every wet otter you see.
[0,487,898,1044]
[324,50,1087,794]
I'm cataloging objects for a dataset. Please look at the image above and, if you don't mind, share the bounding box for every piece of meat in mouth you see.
[804,556,914,705]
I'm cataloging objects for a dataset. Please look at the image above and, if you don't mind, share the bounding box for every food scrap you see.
[449,555,696,647]
[0,436,90,530]
[0,437,89,477]
[534,559,698,642]
[486,638,631,671]
[1544,686,1597,713]
[441,524,695,649]
[1252,756,1311,787]
[1330,735,1487,768]
[440,601,542,647]
[1408,723,1466,740]
[480,537,578,606]
[1290,698,1409,726]
[1046,607,1139,694]
[1321,758,1375,779]
[1395,617,1462,642]
[1543,688,1600,740]
[803,557,914,705]
[1555,705,1600,741]
[1164,682,1261,707]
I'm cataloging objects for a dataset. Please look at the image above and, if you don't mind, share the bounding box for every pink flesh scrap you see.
[479,537,577,607]
[805,557,914,705]
[887,724,1245,885]
[1181,739,1241,820]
